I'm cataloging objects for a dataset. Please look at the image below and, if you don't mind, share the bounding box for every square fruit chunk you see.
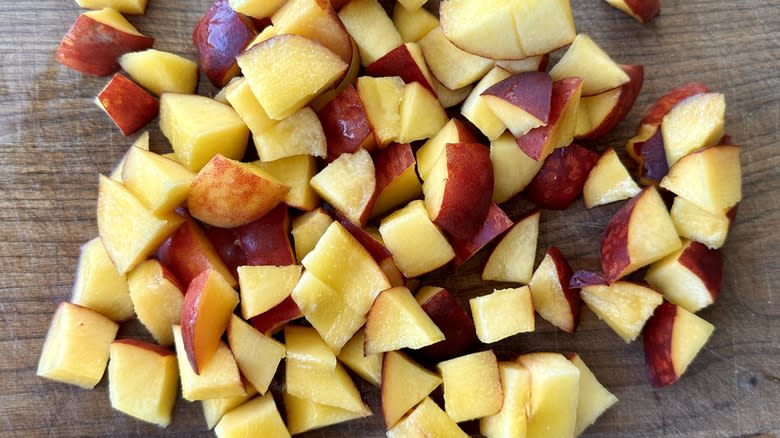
[96,73,159,136]
[661,92,725,166]
[121,146,195,214]
[127,259,184,346]
[301,221,391,317]
[659,145,741,215]
[252,107,328,162]
[338,0,402,65]
[71,237,134,322]
[516,352,580,438]
[670,197,735,250]
[471,287,535,343]
[238,265,302,319]
[480,362,530,438]
[310,149,376,226]
[392,2,439,43]
[291,208,334,262]
[237,34,348,120]
[356,75,406,146]
[107,340,178,427]
[119,49,199,95]
[291,271,366,351]
[489,133,543,203]
[285,358,368,413]
[159,93,249,172]
[37,302,119,389]
[379,200,455,278]
[438,350,503,423]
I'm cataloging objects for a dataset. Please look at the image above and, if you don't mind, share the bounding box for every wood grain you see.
[1,0,779,436]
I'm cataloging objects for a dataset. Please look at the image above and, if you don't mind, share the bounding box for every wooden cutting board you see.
[1,0,778,436]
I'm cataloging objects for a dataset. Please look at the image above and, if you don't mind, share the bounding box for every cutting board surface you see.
[1,0,779,436]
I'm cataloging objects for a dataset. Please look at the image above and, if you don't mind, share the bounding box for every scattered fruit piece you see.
[482,210,540,283]
[603,0,660,23]
[193,0,257,87]
[583,147,642,209]
[227,315,286,394]
[470,286,535,343]
[173,325,246,401]
[480,362,530,438]
[127,259,184,346]
[517,352,580,438]
[119,49,199,96]
[365,286,445,355]
[643,302,715,387]
[37,302,119,389]
[107,340,178,427]
[71,237,134,322]
[601,186,682,281]
[187,154,290,228]
[56,8,154,76]
[381,350,442,427]
[529,247,580,333]
[214,392,290,438]
[645,239,723,313]
[96,73,159,136]
[525,143,600,210]
[568,353,618,436]
[438,350,503,423]
[159,93,249,172]
[180,269,239,374]
[580,280,664,342]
